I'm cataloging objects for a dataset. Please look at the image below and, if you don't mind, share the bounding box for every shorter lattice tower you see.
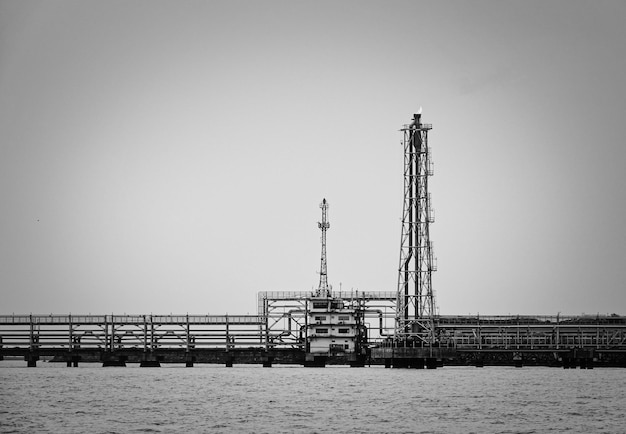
[396,110,437,343]
[316,198,331,297]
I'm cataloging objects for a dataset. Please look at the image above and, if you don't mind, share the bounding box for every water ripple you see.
[1,362,626,433]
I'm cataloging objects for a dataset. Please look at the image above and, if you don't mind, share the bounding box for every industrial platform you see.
[3,112,624,369]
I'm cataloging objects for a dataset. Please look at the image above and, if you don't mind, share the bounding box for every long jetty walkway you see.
[0,314,284,367]
[1,314,625,368]
[375,314,626,368]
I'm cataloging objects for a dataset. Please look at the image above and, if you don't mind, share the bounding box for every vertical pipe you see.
[68,314,73,352]
[405,129,413,328]
[104,315,109,352]
[516,317,520,350]
[304,300,309,351]
[143,315,148,353]
[264,300,269,351]
[579,326,582,347]
[556,314,560,350]
[110,316,115,351]
[414,126,420,321]
[150,315,155,351]
[477,314,482,350]
[225,314,230,350]
[186,314,190,352]
[29,314,34,351]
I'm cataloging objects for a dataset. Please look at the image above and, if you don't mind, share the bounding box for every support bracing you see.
[316,198,331,297]
[396,111,437,344]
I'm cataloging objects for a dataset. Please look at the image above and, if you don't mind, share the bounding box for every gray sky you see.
[1,0,625,316]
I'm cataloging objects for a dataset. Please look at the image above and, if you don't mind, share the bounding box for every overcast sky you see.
[1,0,625,316]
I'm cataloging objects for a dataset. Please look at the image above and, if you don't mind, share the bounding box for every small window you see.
[315,328,328,334]
[314,316,326,321]
[313,302,327,309]
[338,328,349,334]
[344,344,350,349]
[338,315,350,321]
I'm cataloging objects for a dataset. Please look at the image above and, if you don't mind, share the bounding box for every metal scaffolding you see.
[317,198,331,297]
[4,313,625,357]
[396,111,437,343]
[257,291,397,348]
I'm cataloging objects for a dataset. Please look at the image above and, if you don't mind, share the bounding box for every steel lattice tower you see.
[316,198,331,297]
[396,112,437,343]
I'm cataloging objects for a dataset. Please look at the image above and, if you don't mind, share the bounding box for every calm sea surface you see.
[1,360,624,433]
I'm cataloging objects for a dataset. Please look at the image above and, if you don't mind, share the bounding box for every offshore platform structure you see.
[4,111,626,368]
[306,198,366,366]
[257,198,396,367]
[396,111,437,345]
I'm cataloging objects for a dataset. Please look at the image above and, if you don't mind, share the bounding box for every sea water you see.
[1,360,624,433]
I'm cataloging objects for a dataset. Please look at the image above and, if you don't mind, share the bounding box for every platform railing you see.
[2,314,625,352]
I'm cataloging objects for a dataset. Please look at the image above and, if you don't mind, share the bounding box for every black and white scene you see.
[1,1,626,432]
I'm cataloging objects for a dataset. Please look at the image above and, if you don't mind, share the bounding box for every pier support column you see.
[262,354,273,368]
[101,353,126,367]
[66,354,80,367]
[25,353,39,367]
[303,354,326,367]
[225,354,234,367]
[348,353,366,368]
[391,358,408,368]
[140,355,161,367]
[185,353,195,367]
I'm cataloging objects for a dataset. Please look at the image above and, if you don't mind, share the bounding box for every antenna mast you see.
[396,111,437,343]
[317,198,331,297]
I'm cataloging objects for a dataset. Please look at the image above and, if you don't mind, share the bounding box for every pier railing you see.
[2,313,625,356]
[370,314,626,350]
[0,314,270,352]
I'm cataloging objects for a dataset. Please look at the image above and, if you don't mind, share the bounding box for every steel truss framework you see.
[2,313,626,357]
[434,315,626,350]
[0,315,267,353]
[258,291,397,348]
[0,294,397,354]
[317,199,331,297]
[396,114,437,342]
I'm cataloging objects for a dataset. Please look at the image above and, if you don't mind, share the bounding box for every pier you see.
[2,311,625,368]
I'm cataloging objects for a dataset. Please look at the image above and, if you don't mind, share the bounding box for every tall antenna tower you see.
[396,110,437,343]
[316,198,331,297]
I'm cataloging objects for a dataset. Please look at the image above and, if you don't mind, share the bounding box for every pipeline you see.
[363,309,394,336]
